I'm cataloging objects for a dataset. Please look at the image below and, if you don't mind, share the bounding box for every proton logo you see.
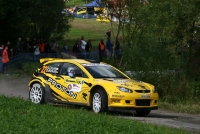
[142,90,145,93]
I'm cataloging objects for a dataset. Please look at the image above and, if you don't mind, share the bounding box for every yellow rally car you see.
[28,58,158,116]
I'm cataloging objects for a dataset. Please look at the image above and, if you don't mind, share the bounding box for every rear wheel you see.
[92,89,108,113]
[29,83,45,104]
[134,110,151,116]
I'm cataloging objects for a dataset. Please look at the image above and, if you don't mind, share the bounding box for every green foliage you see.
[0,95,189,134]
[119,0,200,102]
[65,0,86,7]
[22,62,41,76]
[8,62,41,77]
[0,0,72,43]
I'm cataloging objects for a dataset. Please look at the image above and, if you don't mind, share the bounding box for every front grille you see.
[135,99,150,106]
[135,90,150,93]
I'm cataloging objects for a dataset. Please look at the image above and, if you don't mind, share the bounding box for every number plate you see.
[140,93,151,98]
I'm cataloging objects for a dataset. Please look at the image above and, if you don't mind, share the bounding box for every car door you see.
[59,62,91,104]
[40,62,73,102]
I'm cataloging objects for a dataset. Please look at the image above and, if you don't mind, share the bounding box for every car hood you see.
[101,78,154,90]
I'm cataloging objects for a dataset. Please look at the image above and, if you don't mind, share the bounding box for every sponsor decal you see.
[67,84,81,92]
[64,79,84,92]
[76,79,84,85]
[112,95,125,98]
[41,66,59,74]
[65,79,76,83]
[68,84,73,90]
[47,77,77,99]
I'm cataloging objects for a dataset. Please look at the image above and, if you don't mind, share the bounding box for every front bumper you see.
[108,92,159,110]
[108,106,158,111]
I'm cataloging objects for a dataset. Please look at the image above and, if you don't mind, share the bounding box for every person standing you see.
[115,38,121,59]
[2,45,9,74]
[16,37,22,55]
[72,39,81,58]
[23,37,31,53]
[5,41,13,58]
[80,36,87,59]
[34,43,40,61]
[0,44,4,74]
[85,39,92,59]
[61,43,68,53]
[44,41,51,54]
[39,39,45,53]
[81,36,87,52]
[106,29,111,39]
[51,39,58,53]
[31,37,37,53]
[98,39,105,61]
[106,37,113,58]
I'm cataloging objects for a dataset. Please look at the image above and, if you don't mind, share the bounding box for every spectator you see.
[5,41,13,58]
[51,39,58,53]
[44,41,51,54]
[39,39,45,53]
[85,39,92,59]
[72,39,81,58]
[81,36,87,52]
[50,39,58,58]
[34,43,40,61]
[61,43,76,59]
[0,44,4,74]
[105,29,111,39]
[23,37,30,53]
[106,37,113,58]
[16,37,22,55]
[61,43,68,53]
[115,39,121,59]
[98,39,105,61]
[2,45,9,75]
[31,37,37,53]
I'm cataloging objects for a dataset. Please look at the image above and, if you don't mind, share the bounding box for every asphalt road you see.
[0,77,200,133]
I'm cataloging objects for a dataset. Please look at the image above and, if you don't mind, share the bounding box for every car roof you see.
[40,58,100,64]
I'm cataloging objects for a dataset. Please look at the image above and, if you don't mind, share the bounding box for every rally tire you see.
[134,110,151,117]
[92,89,108,113]
[29,83,45,104]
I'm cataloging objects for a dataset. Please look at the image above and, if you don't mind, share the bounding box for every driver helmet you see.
[68,67,75,77]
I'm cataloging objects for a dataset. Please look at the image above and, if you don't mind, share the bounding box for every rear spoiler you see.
[40,58,59,64]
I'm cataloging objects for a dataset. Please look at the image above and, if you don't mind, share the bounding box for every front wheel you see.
[92,89,108,113]
[29,83,45,104]
[134,110,151,117]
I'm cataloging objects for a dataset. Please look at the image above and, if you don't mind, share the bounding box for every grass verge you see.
[63,18,119,50]
[0,95,189,134]
[159,100,200,115]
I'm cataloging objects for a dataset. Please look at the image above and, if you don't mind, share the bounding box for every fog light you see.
[113,100,120,103]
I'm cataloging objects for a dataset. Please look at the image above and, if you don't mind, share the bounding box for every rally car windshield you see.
[83,64,128,79]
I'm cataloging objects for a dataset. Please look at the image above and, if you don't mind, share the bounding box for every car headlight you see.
[153,88,157,93]
[117,86,133,93]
